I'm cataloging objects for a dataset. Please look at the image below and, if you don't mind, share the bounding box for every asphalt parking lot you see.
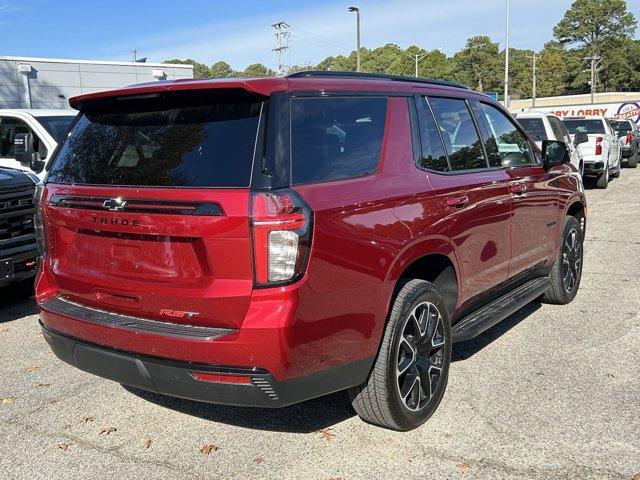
[1,170,639,480]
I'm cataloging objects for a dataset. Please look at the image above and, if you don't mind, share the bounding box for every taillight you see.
[250,189,312,287]
[33,183,47,257]
[626,133,633,145]
[595,136,603,156]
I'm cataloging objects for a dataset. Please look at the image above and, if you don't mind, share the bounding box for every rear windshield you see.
[517,117,547,141]
[35,115,75,144]
[291,97,387,184]
[562,119,605,135]
[611,120,632,134]
[47,95,262,187]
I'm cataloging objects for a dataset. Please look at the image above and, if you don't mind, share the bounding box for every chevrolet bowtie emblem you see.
[103,198,128,212]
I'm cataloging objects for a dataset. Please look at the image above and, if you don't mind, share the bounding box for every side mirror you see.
[14,133,45,173]
[573,132,589,145]
[541,140,571,168]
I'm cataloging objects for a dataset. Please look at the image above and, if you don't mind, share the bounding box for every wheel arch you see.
[566,199,586,233]
[386,240,460,317]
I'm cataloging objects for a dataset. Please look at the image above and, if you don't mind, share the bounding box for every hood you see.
[0,168,36,191]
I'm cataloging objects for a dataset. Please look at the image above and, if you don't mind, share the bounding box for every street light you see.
[504,0,510,107]
[348,6,361,72]
[390,45,430,78]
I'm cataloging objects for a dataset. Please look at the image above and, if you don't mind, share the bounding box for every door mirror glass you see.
[573,132,589,145]
[542,140,570,168]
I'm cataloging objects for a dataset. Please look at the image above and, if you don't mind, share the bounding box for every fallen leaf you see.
[62,423,71,430]
[36,383,51,388]
[606,373,618,379]
[1,396,15,405]
[57,443,70,451]
[78,416,94,424]
[99,426,117,435]
[456,461,471,474]
[25,366,39,374]
[199,444,218,455]
[317,427,335,440]
[253,457,265,464]
[633,472,640,480]
[0,327,8,333]
[444,432,453,438]
[143,438,152,449]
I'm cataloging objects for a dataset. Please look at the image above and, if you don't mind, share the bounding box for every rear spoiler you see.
[69,78,286,111]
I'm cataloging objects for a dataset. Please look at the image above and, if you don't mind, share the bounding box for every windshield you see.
[562,119,605,135]
[516,118,547,141]
[47,96,262,187]
[34,115,75,143]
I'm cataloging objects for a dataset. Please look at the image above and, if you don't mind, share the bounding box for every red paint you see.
[37,76,586,388]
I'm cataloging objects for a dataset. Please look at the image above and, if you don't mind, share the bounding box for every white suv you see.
[514,111,584,175]
[562,116,621,189]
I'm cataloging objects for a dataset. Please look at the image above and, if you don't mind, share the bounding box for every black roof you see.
[287,70,469,90]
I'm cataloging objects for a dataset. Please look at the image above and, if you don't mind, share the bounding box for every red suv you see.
[35,72,586,430]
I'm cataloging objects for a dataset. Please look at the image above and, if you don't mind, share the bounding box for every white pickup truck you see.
[561,116,621,189]
[514,111,585,175]
[0,109,76,179]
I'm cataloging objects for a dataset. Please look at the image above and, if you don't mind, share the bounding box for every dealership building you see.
[0,56,194,110]
[510,91,640,124]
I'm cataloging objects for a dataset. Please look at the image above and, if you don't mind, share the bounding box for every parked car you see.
[0,109,76,178]
[610,119,639,168]
[36,72,586,431]
[0,167,38,288]
[561,116,621,188]
[514,111,585,175]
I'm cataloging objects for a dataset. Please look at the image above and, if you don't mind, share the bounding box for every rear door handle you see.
[509,183,526,194]
[446,194,469,208]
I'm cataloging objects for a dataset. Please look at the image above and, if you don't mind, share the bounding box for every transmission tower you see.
[272,21,290,76]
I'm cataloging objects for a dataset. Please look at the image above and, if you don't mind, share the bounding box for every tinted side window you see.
[517,117,547,141]
[291,97,387,184]
[480,103,535,167]
[417,98,448,171]
[428,97,487,171]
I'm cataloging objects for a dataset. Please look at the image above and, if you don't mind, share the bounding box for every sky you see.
[3,0,640,70]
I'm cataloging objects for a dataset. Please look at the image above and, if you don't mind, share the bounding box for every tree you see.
[210,61,234,78]
[553,0,636,54]
[451,36,502,92]
[536,42,571,97]
[241,63,275,77]
[164,58,210,78]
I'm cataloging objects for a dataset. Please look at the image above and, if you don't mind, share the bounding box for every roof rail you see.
[286,70,470,90]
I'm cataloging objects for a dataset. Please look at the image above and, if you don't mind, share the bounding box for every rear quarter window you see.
[291,97,387,184]
[562,119,606,135]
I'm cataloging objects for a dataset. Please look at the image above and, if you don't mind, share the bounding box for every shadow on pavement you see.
[123,385,355,433]
[452,301,542,362]
[0,279,37,323]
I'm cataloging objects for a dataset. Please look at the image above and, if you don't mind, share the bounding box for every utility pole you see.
[348,7,361,72]
[390,45,429,78]
[525,52,537,108]
[504,0,510,107]
[583,55,602,105]
[132,49,137,62]
[272,21,290,76]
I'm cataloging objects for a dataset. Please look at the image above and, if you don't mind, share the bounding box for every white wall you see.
[0,57,194,109]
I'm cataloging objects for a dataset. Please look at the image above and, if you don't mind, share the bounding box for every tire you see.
[595,164,609,188]
[541,216,583,305]
[348,279,452,431]
[628,151,638,168]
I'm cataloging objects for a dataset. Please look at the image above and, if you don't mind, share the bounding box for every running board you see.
[451,277,551,343]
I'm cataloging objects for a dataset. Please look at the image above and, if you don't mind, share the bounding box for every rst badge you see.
[159,309,199,319]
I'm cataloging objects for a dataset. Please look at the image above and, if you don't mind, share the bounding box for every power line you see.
[288,25,351,51]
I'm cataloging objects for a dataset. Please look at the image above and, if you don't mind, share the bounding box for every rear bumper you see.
[621,146,636,158]
[41,322,373,408]
[583,161,605,176]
